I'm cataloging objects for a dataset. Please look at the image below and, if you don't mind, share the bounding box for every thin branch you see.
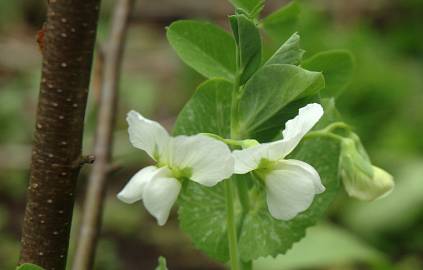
[71,0,135,269]
[18,0,102,269]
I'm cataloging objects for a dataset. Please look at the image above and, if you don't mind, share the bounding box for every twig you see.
[18,1,102,269]
[71,1,135,269]
[91,45,105,104]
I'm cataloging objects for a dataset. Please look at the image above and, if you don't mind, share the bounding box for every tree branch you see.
[18,1,101,269]
[71,0,135,269]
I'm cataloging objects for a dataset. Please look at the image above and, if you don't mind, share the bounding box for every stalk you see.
[18,0,101,268]
[224,179,241,270]
[226,37,242,269]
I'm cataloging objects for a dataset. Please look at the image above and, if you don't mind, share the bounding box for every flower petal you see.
[372,166,394,200]
[165,134,234,186]
[233,143,270,174]
[143,167,181,226]
[127,110,169,160]
[280,103,324,156]
[233,103,323,174]
[117,166,159,204]
[233,139,302,174]
[265,160,321,220]
[274,159,325,194]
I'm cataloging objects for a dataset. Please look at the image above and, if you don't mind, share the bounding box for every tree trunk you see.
[18,1,101,269]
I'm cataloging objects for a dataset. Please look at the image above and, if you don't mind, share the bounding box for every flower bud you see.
[370,165,395,199]
[340,137,394,201]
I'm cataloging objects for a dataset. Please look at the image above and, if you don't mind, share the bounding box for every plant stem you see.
[304,130,344,142]
[230,36,241,140]
[230,84,240,139]
[227,95,242,270]
[225,36,243,269]
[18,0,101,269]
[224,179,240,270]
[322,121,351,133]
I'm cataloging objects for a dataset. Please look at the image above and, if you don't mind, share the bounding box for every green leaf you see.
[155,256,168,270]
[237,64,324,138]
[166,20,236,81]
[173,79,232,137]
[302,50,354,98]
[230,14,262,84]
[262,1,300,43]
[253,223,385,269]
[178,181,234,262]
[265,32,304,66]
[16,263,45,270]
[228,0,265,16]
[238,138,341,261]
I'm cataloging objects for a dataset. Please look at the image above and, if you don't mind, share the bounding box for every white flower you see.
[233,103,325,220]
[342,165,394,201]
[118,111,234,225]
[340,137,394,201]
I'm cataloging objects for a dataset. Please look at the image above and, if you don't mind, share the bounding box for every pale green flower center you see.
[170,166,192,180]
[255,158,279,180]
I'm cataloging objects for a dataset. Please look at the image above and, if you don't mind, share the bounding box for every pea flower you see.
[117,111,234,225]
[340,136,394,201]
[233,103,325,220]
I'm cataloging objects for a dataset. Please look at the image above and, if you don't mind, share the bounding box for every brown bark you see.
[18,1,101,269]
[71,0,135,269]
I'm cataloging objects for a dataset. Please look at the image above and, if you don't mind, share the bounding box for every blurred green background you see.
[0,0,422,269]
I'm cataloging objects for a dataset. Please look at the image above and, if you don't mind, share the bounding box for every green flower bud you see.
[340,137,394,201]
[240,139,260,148]
[370,165,395,199]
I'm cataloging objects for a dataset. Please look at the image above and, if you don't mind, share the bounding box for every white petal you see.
[265,160,322,220]
[117,166,159,204]
[280,103,324,156]
[233,140,295,174]
[233,104,323,174]
[165,135,234,186]
[143,167,181,226]
[274,159,325,194]
[127,111,169,160]
[372,166,394,200]
[233,143,269,174]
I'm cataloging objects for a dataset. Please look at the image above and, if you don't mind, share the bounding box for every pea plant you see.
[117,1,394,269]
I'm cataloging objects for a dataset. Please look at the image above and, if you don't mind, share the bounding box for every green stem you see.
[231,34,241,139]
[230,78,241,140]
[226,38,243,270]
[304,130,344,142]
[225,179,240,270]
[227,76,242,270]
[322,121,350,133]
[199,133,257,149]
